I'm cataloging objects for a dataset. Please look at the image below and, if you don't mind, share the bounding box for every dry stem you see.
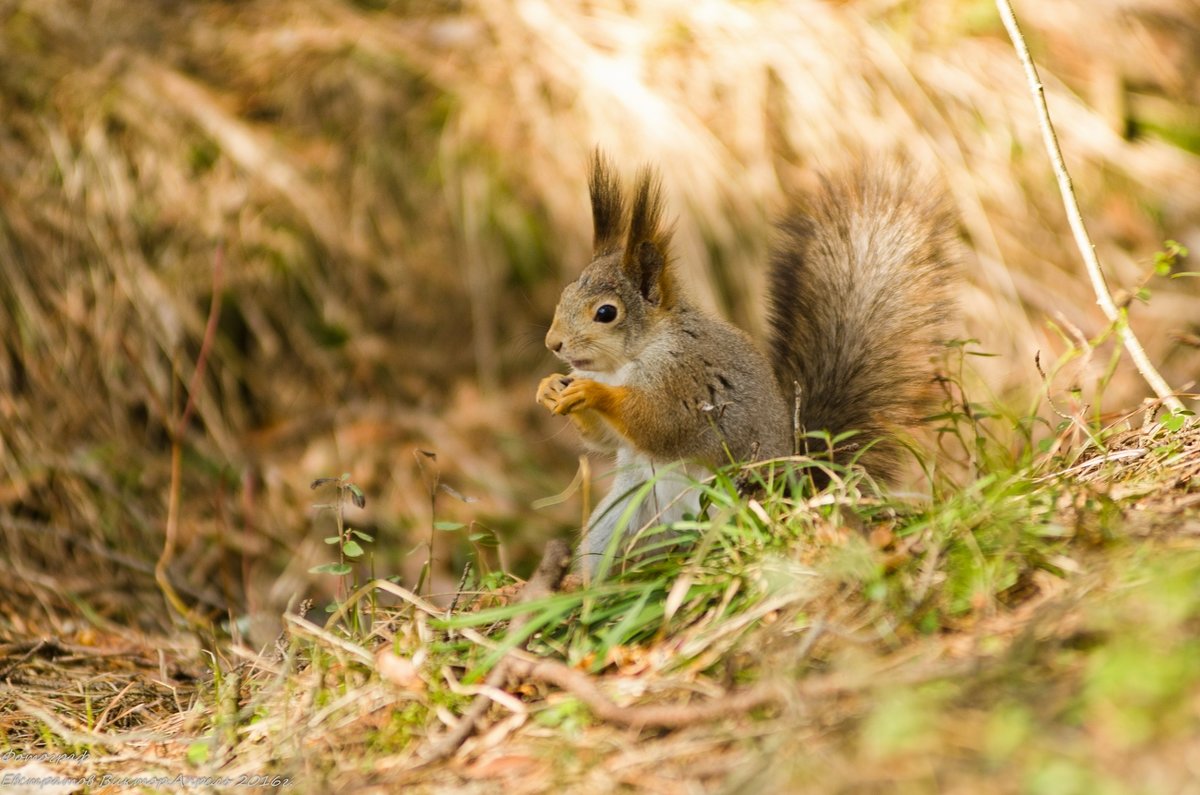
[156,244,226,626]
[994,0,1185,414]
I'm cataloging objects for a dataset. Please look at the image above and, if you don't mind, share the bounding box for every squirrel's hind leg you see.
[578,452,701,577]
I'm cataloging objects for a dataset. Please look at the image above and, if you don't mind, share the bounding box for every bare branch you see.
[994,0,1185,414]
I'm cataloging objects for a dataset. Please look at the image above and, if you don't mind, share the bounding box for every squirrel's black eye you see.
[593,304,618,323]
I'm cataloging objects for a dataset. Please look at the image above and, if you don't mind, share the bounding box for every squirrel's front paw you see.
[554,378,605,415]
[536,373,573,413]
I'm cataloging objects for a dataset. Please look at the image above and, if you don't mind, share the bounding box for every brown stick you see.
[156,244,225,626]
[505,658,785,728]
[507,652,976,730]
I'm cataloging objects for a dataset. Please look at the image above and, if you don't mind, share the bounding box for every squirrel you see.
[537,150,957,575]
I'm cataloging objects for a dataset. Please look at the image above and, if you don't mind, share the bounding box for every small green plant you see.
[412,449,479,596]
[1160,408,1196,433]
[931,338,1011,480]
[1131,239,1191,304]
[1154,239,1190,277]
[310,473,372,630]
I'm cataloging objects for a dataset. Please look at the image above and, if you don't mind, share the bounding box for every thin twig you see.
[0,639,49,680]
[1033,447,1147,483]
[447,560,474,619]
[793,381,804,457]
[321,578,445,640]
[500,656,785,729]
[156,244,226,627]
[412,449,440,596]
[284,613,374,665]
[179,244,226,432]
[994,0,1185,413]
[460,627,977,731]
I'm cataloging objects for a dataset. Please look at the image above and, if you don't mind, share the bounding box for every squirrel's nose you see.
[545,324,563,353]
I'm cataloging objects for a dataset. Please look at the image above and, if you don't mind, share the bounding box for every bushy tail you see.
[766,164,958,478]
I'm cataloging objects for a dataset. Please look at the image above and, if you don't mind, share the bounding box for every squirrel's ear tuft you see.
[589,149,626,254]
[625,166,676,306]
[635,241,666,305]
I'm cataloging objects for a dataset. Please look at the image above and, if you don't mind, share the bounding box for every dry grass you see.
[0,0,1199,791]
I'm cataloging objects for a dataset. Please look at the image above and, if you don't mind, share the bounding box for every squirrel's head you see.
[545,150,677,374]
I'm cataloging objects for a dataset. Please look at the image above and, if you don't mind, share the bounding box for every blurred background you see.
[1,0,1197,639]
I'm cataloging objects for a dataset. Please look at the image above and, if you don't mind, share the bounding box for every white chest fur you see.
[574,360,634,387]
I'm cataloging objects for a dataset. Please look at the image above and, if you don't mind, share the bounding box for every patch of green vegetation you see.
[1079,553,1200,747]
[188,137,221,176]
[1138,117,1200,156]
